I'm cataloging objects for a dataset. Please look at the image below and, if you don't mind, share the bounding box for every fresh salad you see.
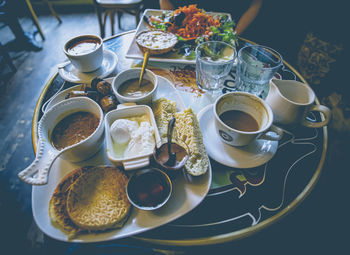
[143,4,237,59]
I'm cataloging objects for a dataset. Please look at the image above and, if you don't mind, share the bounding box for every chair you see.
[93,0,144,38]
[25,0,62,40]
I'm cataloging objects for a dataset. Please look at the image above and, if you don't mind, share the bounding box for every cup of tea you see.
[63,34,103,72]
[265,79,331,128]
[214,92,283,146]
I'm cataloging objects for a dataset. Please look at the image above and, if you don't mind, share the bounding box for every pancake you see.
[66,166,131,231]
[49,167,87,237]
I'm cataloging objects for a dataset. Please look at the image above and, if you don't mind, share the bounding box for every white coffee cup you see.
[265,79,331,128]
[63,34,103,72]
[214,92,283,146]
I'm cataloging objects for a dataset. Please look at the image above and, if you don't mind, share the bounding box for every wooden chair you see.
[25,0,62,40]
[93,0,144,38]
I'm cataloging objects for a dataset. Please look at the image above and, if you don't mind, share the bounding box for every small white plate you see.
[198,104,278,169]
[58,49,118,84]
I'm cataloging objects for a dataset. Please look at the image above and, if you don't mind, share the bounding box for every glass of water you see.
[196,41,236,91]
[235,45,283,97]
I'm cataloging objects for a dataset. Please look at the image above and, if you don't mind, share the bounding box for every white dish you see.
[198,104,278,169]
[43,76,185,113]
[125,9,232,65]
[32,76,211,242]
[112,68,158,104]
[58,49,118,83]
[104,105,161,170]
[43,84,84,113]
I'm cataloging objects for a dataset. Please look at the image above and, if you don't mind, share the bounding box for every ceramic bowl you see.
[104,104,161,170]
[18,97,104,185]
[135,30,178,55]
[112,68,158,104]
[126,168,172,210]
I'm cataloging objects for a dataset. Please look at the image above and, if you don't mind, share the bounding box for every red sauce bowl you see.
[126,168,172,210]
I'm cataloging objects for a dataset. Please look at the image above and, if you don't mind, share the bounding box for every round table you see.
[32,31,328,247]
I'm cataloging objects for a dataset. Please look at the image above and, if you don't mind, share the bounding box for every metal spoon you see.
[138,50,150,88]
[166,117,176,166]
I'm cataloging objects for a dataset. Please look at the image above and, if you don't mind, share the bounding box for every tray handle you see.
[18,141,61,185]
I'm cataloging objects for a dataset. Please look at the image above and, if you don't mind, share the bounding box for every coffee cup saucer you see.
[58,49,118,83]
[197,104,278,169]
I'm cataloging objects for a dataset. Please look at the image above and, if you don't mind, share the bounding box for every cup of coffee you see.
[265,79,331,128]
[63,34,103,72]
[214,92,283,146]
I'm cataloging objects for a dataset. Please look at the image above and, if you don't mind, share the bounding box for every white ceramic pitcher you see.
[265,79,331,128]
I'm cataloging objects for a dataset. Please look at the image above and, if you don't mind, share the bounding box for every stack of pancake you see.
[49,166,131,238]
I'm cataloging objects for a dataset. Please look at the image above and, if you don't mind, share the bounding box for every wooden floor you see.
[0,3,348,255]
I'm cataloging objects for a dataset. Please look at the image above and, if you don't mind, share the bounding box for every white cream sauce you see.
[136,31,177,50]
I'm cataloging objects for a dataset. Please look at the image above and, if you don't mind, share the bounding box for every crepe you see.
[66,166,131,231]
[174,108,209,176]
[152,98,177,143]
[152,98,208,176]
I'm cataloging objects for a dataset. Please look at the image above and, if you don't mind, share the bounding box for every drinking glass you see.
[196,41,236,91]
[235,45,283,97]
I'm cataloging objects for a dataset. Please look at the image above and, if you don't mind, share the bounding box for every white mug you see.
[214,92,283,146]
[265,79,331,128]
[63,34,103,72]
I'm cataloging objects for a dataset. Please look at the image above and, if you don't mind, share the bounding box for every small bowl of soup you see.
[112,68,158,104]
[18,97,105,185]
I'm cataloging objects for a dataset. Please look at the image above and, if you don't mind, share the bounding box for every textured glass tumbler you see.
[196,41,236,91]
[235,45,283,97]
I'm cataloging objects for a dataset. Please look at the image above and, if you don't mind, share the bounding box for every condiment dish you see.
[135,30,178,55]
[104,104,161,170]
[126,168,172,210]
[18,97,104,185]
[153,141,189,179]
[112,68,158,104]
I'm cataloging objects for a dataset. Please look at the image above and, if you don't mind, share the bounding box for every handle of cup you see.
[258,124,284,141]
[302,104,331,128]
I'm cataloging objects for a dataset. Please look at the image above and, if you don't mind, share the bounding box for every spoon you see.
[138,50,150,87]
[166,117,176,166]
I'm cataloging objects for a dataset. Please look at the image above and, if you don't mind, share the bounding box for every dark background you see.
[1,0,348,254]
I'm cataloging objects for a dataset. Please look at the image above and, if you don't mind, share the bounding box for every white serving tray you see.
[32,76,211,242]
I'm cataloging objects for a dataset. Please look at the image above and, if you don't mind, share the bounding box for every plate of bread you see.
[32,76,212,242]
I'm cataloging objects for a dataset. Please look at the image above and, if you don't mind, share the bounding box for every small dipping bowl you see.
[153,141,189,179]
[112,68,158,105]
[126,168,172,210]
